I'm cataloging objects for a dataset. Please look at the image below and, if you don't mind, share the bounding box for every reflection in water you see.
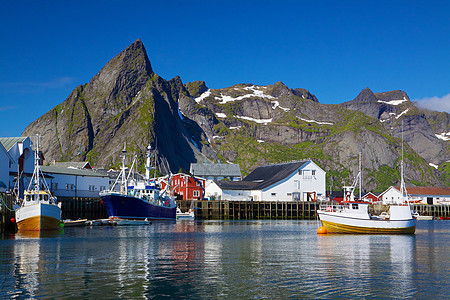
[316,234,416,298]
[9,230,63,298]
[0,220,447,298]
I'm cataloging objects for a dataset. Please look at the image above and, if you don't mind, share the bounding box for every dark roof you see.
[242,161,308,190]
[0,137,28,151]
[216,180,258,190]
[41,166,107,177]
[52,161,92,169]
[218,161,309,191]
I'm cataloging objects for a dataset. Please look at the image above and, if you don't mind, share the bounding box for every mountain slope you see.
[22,40,449,191]
[23,39,217,173]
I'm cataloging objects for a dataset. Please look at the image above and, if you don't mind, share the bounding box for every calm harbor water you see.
[0,220,449,299]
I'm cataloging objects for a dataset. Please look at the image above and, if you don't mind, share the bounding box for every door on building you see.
[427,197,433,205]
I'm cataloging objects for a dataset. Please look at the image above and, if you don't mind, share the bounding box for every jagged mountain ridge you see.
[22,39,449,191]
[341,87,449,166]
[23,39,217,174]
[182,81,448,190]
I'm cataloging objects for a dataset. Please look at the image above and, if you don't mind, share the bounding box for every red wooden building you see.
[160,173,205,200]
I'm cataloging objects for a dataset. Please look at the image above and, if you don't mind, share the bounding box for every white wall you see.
[204,180,223,200]
[8,137,34,174]
[382,187,404,205]
[46,173,110,198]
[222,189,252,201]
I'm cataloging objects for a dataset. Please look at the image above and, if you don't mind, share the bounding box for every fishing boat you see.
[15,135,62,231]
[317,142,416,234]
[176,207,195,220]
[100,144,176,221]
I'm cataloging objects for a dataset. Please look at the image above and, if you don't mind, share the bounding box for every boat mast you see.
[30,135,41,195]
[359,143,362,202]
[121,143,128,193]
[400,121,406,204]
[145,144,152,185]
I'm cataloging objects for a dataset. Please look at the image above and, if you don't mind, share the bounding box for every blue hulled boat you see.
[100,144,176,221]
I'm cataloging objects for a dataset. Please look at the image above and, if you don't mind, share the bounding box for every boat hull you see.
[101,193,176,221]
[16,203,62,231]
[318,212,416,234]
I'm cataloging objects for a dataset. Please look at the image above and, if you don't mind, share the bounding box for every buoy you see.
[317,226,327,234]
[10,218,15,223]
[60,221,64,228]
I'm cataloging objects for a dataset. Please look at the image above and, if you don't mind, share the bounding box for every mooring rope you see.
[0,194,15,212]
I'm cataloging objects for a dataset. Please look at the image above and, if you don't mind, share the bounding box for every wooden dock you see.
[3,195,450,227]
[178,200,322,220]
[59,197,108,220]
[0,193,16,231]
[178,200,450,220]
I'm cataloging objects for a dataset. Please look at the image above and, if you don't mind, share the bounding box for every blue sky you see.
[1,1,449,137]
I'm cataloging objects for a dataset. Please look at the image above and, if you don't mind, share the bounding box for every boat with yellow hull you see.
[15,135,61,231]
[16,200,62,231]
[318,203,416,234]
[318,135,415,234]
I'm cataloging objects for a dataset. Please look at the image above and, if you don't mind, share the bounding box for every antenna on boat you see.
[121,142,128,193]
[400,121,407,204]
[27,134,41,195]
[145,144,152,184]
[359,138,362,202]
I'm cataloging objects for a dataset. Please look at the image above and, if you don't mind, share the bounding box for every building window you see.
[287,193,292,196]
[66,184,69,190]
[298,170,302,175]
[271,193,276,196]
[312,170,316,176]
[193,190,200,197]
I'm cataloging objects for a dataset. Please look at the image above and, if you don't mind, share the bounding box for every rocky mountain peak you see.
[352,87,377,103]
[374,90,409,102]
[185,81,208,98]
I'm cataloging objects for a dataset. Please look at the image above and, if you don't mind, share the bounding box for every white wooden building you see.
[381,186,450,205]
[41,165,110,198]
[214,160,326,201]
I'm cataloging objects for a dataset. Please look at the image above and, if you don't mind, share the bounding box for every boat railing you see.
[319,203,349,213]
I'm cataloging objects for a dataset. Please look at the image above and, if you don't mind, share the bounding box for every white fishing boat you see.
[15,135,62,231]
[412,212,434,220]
[317,139,415,234]
[176,207,195,220]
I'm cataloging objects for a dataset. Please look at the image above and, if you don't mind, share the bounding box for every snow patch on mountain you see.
[377,97,408,106]
[235,115,272,125]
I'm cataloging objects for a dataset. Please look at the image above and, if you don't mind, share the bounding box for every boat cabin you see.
[23,190,55,205]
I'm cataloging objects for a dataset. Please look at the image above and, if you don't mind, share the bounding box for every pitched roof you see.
[41,166,107,177]
[218,161,309,191]
[394,186,450,196]
[216,180,259,190]
[242,161,308,190]
[0,142,14,163]
[52,161,92,169]
[0,137,27,151]
[190,163,241,177]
